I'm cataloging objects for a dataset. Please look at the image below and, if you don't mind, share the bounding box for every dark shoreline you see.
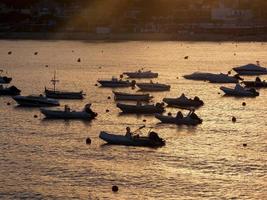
[1,32,267,42]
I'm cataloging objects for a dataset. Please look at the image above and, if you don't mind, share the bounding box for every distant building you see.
[211,0,253,23]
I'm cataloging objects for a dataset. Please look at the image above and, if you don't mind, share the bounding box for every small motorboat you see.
[233,62,267,75]
[98,77,135,88]
[183,72,241,83]
[163,93,204,108]
[243,77,267,88]
[136,82,170,91]
[45,71,85,99]
[40,104,97,120]
[99,130,165,147]
[0,85,21,96]
[123,70,158,78]
[117,102,165,114]
[113,91,153,101]
[220,84,259,97]
[13,95,60,107]
[155,110,202,126]
[0,70,12,84]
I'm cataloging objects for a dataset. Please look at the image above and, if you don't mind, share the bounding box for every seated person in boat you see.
[125,127,132,138]
[255,77,261,82]
[84,104,96,116]
[64,105,71,112]
[176,111,183,119]
[180,93,188,100]
[189,110,201,121]
[193,96,200,101]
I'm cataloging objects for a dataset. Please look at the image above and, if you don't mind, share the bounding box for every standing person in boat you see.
[125,127,132,138]
[176,111,183,119]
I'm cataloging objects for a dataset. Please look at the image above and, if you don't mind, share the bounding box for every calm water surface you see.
[0,40,266,199]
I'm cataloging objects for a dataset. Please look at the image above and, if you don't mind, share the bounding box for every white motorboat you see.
[136,82,170,91]
[220,84,259,97]
[117,102,165,114]
[40,104,97,120]
[163,94,204,108]
[155,110,202,126]
[98,77,135,88]
[45,71,85,99]
[99,131,165,147]
[233,63,267,75]
[0,85,21,96]
[123,70,158,78]
[183,72,241,83]
[113,91,153,101]
[13,95,60,107]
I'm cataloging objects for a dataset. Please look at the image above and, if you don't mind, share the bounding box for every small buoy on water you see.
[232,116,236,123]
[106,109,109,113]
[243,143,247,147]
[7,102,10,106]
[242,102,246,106]
[107,96,111,99]
[95,83,98,86]
[176,77,179,79]
[45,65,48,68]
[34,52,38,55]
[99,66,101,69]
[184,56,189,59]
[77,58,81,62]
[112,185,118,192]
[234,53,236,56]
[86,137,91,144]
[34,115,38,118]
[143,119,146,122]
[218,92,220,95]
[8,51,12,55]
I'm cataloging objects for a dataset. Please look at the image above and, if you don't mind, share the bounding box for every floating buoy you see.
[95,83,98,86]
[99,66,101,69]
[112,185,118,192]
[234,53,236,56]
[242,102,246,106]
[218,92,220,95]
[106,109,109,113]
[45,65,48,68]
[107,96,111,99]
[243,143,247,147]
[77,58,81,62]
[7,102,10,106]
[143,119,146,122]
[176,77,179,79]
[34,52,38,55]
[184,56,189,59]
[86,137,91,145]
[232,116,236,123]
[34,115,38,118]
[72,50,74,52]
[8,51,12,55]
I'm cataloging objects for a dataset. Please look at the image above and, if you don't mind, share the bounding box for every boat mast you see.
[51,70,59,92]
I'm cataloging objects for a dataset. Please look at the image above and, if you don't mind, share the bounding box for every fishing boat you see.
[163,94,204,108]
[183,72,241,83]
[155,110,202,125]
[243,77,267,88]
[45,71,85,99]
[220,84,259,97]
[13,95,60,107]
[117,102,165,114]
[0,85,21,96]
[136,82,170,91]
[0,70,12,84]
[40,104,97,120]
[233,62,267,75]
[113,91,153,101]
[98,77,135,88]
[99,130,165,147]
[123,70,158,78]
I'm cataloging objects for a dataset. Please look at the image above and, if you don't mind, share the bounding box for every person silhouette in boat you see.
[64,105,70,112]
[255,77,261,82]
[176,111,183,119]
[125,127,132,138]
[84,104,97,118]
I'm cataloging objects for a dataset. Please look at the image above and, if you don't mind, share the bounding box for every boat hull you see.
[220,86,259,97]
[98,80,132,88]
[99,131,165,147]
[155,114,202,125]
[13,96,60,107]
[124,72,158,79]
[136,83,170,91]
[163,98,203,108]
[40,109,95,120]
[117,103,164,114]
[113,91,152,101]
[45,89,84,99]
